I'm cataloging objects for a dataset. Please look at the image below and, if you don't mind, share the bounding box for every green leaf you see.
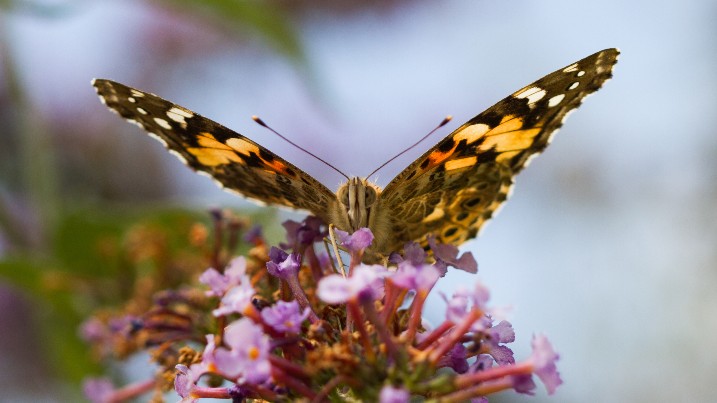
[159,0,305,63]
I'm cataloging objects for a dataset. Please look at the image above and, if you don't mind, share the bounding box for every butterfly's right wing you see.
[376,49,619,253]
[93,79,337,217]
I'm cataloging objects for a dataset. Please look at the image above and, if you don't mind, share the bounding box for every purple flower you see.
[269,246,288,263]
[243,224,263,244]
[473,354,495,371]
[281,216,326,249]
[82,377,115,403]
[529,334,562,394]
[174,365,198,402]
[212,279,256,317]
[482,320,515,365]
[79,317,106,343]
[228,384,250,400]
[334,228,374,253]
[214,318,272,384]
[108,314,136,333]
[403,242,427,264]
[280,220,302,249]
[512,374,537,395]
[428,236,478,274]
[266,247,301,279]
[488,344,515,366]
[391,261,440,292]
[444,283,490,323]
[445,288,469,323]
[180,334,217,387]
[488,320,515,343]
[389,242,426,265]
[442,343,469,374]
[317,264,387,304]
[199,256,248,297]
[261,300,310,333]
[379,385,410,403]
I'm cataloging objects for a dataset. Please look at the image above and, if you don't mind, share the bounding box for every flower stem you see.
[192,386,232,399]
[271,367,317,399]
[284,274,319,323]
[106,379,156,402]
[438,377,515,402]
[361,298,397,360]
[305,246,324,280]
[415,320,454,350]
[428,309,482,365]
[402,289,428,344]
[347,299,376,363]
[455,361,532,388]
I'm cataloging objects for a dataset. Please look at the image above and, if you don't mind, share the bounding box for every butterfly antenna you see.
[252,116,350,181]
[367,115,452,179]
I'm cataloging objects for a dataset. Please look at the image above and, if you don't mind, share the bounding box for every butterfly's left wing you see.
[377,48,619,252]
[93,79,337,218]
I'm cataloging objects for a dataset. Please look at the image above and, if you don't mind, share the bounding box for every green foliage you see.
[161,0,305,63]
[0,204,278,383]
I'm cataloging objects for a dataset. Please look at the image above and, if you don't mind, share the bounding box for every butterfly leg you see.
[325,224,348,277]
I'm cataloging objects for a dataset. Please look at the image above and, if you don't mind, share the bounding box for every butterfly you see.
[93,48,618,259]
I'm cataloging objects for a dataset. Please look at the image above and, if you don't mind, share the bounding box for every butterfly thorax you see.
[329,178,394,257]
[335,177,378,230]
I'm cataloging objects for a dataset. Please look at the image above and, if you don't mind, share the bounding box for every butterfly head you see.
[336,178,380,231]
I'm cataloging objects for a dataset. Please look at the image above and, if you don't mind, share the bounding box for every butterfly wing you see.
[377,48,619,251]
[93,79,337,217]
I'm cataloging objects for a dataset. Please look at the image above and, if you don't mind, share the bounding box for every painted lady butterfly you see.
[93,48,618,259]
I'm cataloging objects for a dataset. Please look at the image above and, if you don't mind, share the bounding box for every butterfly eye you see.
[338,187,350,207]
[364,186,377,208]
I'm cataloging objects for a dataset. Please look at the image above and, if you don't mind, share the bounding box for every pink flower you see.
[199,257,249,297]
[261,300,310,333]
[214,318,272,384]
[529,334,562,394]
[334,228,374,253]
[212,280,256,317]
[317,264,386,304]
[379,385,410,403]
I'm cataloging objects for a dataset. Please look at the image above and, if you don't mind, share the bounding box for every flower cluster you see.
[81,212,561,402]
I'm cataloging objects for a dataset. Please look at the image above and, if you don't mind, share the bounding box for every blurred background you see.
[1,0,716,401]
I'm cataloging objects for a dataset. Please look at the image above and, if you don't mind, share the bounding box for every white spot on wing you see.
[563,63,579,72]
[548,94,565,107]
[145,131,168,147]
[568,82,579,90]
[166,109,189,128]
[515,86,547,104]
[168,149,188,164]
[168,107,194,118]
[577,71,586,77]
[128,97,136,103]
[523,153,540,168]
[153,117,172,130]
[130,89,145,97]
[126,119,143,130]
[137,107,148,115]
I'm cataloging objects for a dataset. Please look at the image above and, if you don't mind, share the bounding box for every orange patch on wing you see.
[487,115,523,136]
[495,150,521,162]
[480,127,542,152]
[428,149,453,165]
[188,132,244,166]
[226,137,260,157]
[264,159,291,176]
[444,156,477,171]
[454,123,490,144]
[422,206,445,223]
